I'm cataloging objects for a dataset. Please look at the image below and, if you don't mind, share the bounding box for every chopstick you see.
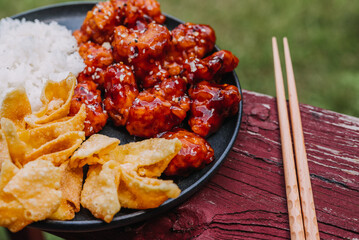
[272,37,320,240]
[282,37,320,239]
[272,37,305,239]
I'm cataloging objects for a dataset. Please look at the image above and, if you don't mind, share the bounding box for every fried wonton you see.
[26,131,85,166]
[70,134,120,168]
[1,118,85,167]
[108,138,182,178]
[18,104,86,149]
[49,161,83,220]
[25,73,76,127]
[118,164,181,209]
[3,160,62,221]
[0,157,30,232]
[81,160,121,223]
[0,87,32,130]
[0,129,11,171]
[0,118,31,167]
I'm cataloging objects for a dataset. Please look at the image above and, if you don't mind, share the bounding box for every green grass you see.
[1,0,358,116]
[0,227,64,240]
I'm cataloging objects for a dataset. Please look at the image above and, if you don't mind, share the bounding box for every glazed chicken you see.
[103,63,139,126]
[77,42,114,86]
[73,1,117,44]
[182,50,239,84]
[74,0,166,45]
[72,0,242,176]
[111,0,165,29]
[188,81,241,137]
[150,75,190,120]
[126,74,190,138]
[160,128,214,176]
[141,65,169,89]
[70,80,108,136]
[79,42,113,70]
[111,22,171,85]
[169,23,216,62]
[126,91,185,138]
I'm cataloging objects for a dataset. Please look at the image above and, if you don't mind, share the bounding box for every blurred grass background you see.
[0,0,358,239]
[1,0,358,116]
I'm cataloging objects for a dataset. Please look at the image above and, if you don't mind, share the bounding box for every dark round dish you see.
[12,2,243,232]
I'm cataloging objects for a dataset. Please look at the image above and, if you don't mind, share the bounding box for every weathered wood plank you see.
[49,90,359,240]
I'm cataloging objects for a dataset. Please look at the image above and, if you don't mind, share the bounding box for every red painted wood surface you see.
[46,90,359,239]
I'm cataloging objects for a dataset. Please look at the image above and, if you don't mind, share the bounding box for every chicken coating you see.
[70,80,108,136]
[126,91,186,138]
[74,1,117,44]
[126,74,190,138]
[112,22,171,64]
[188,81,241,137]
[111,0,166,28]
[103,63,139,126]
[77,42,114,86]
[182,50,239,84]
[149,76,190,120]
[160,128,214,176]
[141,64,169,89]
[79,42,113,69]
[169,23,216,62]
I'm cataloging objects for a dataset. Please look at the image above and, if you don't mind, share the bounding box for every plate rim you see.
[10,1,243,232]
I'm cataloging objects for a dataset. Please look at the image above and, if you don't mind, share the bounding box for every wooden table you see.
[11,90,359,240]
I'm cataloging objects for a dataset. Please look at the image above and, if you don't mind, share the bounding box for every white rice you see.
[0,18,85,111]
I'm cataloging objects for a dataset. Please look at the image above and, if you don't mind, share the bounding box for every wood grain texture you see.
[273,37,305,239]
[283,37,320,239]
[49,90,359,240]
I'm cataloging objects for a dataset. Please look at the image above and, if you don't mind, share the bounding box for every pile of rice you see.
[0,18,85,111]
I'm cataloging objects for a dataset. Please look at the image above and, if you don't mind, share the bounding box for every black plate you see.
[12,2,243,232]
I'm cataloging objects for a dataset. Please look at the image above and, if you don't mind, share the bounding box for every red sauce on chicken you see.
[71,0,241,175]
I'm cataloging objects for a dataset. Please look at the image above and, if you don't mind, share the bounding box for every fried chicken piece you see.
[77,42,114,86]
[77,68,105,88]
[169,23,216,62]
[126,75,190,138]
[112,23,170,64]
[182,50,239,84]
[79,42,113,69]
[111,23,170,85]
[70,80,108,136]
[111,0,165,28]
[74,1,117,44]
[149,76,190,120]
[188,81,241,137]
[103,63,139,126]
[160,128,214,176]
[126,91,187,138]
[141,65,169,89]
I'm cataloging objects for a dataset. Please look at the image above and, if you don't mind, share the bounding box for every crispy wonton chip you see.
[27,131,85,166]
[0,156,20,209]
[108,138,182,178]
[0,157,31,232]
[70,134,120,168]
[25,73,76,127]
[118,164,181,209]
[19,104,86,149]
[3,160,62,221]
[0,87,32,130]
[1,117,85,167]
[0,130,11,171]
[49,161,83,220]
[1,118,32,167]
[81,160,121,223]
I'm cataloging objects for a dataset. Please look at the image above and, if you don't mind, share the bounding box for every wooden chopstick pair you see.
[272,37,320,240]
